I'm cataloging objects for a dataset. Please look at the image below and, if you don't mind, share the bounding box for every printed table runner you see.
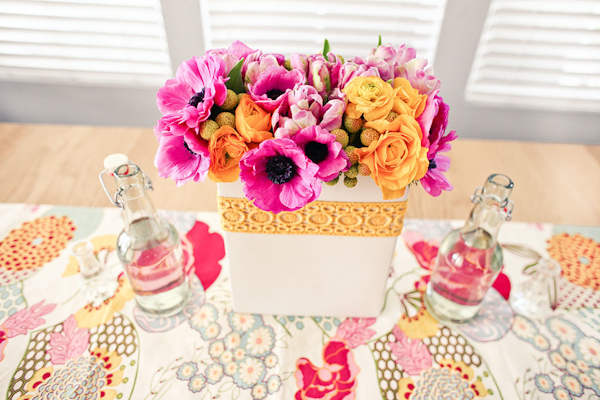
[0,203,599,400]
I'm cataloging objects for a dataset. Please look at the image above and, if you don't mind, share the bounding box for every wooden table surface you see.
[1,123,599,226]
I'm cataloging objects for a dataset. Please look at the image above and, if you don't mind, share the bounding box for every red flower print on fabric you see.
[295,339,360,400]
[185,221,225,290]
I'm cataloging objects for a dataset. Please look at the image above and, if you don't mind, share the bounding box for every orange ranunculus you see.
[235,94,273,143]
[356,114,429,200]
[342,76,394,121]
[364,78,428,134]
[208,126,248,182]
[392,77,428,118]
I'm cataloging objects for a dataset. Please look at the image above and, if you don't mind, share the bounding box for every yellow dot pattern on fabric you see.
[548,233,600,291]
[0,216,75,272]
[218,197,408,237]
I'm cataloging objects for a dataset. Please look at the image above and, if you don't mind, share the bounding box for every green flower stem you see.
[311,317,331,338]
[381,269,420,311]
[273,317,293,337]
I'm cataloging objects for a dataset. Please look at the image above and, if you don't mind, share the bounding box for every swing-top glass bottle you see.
[425,173,514,323]
[100,154,190,316]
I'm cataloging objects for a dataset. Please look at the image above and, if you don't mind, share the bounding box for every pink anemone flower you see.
[239,138,321,213]
[284,125,350,182]
[156,55,228,129]
[154,129,211,187]
[247,66,306,113]
[419,96,457,197]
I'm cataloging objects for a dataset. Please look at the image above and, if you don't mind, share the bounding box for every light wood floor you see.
[1,123,599,226]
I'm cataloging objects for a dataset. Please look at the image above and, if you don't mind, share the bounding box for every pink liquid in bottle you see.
[426,229,503,322]
[125,242,185,296]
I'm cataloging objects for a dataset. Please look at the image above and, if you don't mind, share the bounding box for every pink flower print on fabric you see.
[295,339,360,400]
[3,300,56,338]
[390,325,432,375]
[336,318,377,349]
[0,300,56,362]
[47,316,90,365]
[0,327,8,362]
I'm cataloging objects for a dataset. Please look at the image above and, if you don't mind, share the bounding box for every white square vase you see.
[217,178,408,317]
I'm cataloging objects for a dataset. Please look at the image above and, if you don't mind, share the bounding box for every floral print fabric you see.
[0,204,598,399]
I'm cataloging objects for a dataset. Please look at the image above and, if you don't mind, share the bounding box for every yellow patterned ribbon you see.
[218,196,408,237]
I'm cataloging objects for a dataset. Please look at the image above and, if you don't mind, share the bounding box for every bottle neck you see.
[113,164,165,240]
[460,201,505,249]
[120,185,160,229]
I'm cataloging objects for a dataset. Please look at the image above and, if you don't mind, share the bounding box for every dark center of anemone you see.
[266,155,296,184]
[183,141,196,155]
[188,88,206,107]
[428,159,437,170]
[304,141,329,164]
[266,89,284,100]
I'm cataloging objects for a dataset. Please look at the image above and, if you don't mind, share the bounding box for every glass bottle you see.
[72,240,118,304]
[425,174,514,323]
[100,154,190,316]
[510,258,561,319]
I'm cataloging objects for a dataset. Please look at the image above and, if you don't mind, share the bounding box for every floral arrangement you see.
[153,39,457,213]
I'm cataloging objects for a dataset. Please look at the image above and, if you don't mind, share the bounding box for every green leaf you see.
[226,58,246,94]
[322,39,330,56]
[378,35,382,47]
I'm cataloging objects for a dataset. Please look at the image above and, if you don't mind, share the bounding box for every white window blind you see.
[200,0,447,64]
[466,0,600,113]
[0,0,172,86]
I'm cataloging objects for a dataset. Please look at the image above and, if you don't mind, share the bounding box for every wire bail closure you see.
[99,164,153,209]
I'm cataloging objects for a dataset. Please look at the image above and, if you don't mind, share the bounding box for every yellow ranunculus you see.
[392,77,428,118]
[208,126,248,182]
[342,76,394,121]
[235,94,273,143]
[355,114,429,200]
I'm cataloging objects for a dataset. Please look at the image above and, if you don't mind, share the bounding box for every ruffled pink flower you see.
[153,114,189,140]
[205,40,257,74]
[352,54,392,82]
[291,53,342,97]
[418,95,457,197]
[272,85,345,135]
[239,138,321,213]
[396,58,440,97]
[243,52,285,85]
[154,129,210,186]
[371,43,416,69]
[156,55,228,129]
[283,125,350,182]
[337,61,380,89]
[364,43,417,81]
[247,66,306,113]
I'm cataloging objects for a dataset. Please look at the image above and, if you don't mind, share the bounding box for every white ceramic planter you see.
[217,178,408,317]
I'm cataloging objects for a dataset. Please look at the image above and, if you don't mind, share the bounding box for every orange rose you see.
[342,76,394,121]
[208,126,248,182]
[356,114,429,200]
[392,77,427,118]
[235,94,273,143]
